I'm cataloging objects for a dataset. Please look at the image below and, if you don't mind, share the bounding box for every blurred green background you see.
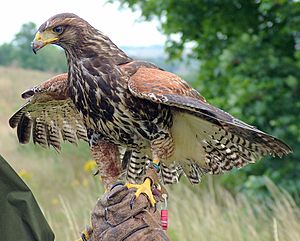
[0,0,299,240]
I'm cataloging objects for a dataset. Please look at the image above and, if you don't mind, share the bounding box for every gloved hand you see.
[82,167,170,241]
[92,186,170,240]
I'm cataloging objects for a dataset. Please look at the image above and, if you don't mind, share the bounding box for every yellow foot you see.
[75,226,93,241]
[126,178,156,207]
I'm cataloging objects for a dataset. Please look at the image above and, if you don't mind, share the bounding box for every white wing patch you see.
[165,111,281,183]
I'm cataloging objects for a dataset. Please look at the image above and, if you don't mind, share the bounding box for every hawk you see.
[19,12,291,205]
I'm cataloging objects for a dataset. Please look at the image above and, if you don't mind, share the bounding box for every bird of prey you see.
[24,12,291,205]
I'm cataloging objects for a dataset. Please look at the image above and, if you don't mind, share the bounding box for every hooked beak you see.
[31,31,59,54]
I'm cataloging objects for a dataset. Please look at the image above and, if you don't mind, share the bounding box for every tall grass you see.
[1,67,300,241]
[35,172,300,241]
[167,178,300,241]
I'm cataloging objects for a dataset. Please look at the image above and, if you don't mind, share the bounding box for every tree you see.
[0,43,16,65]
[12,22,37,68]
[0,22,67,72]
[112,0,300,195]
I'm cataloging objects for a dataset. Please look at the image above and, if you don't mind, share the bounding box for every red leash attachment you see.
[161,193,168,231]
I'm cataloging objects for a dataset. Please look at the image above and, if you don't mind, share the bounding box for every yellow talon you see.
[126,178,156,206]
[75,226,93,241]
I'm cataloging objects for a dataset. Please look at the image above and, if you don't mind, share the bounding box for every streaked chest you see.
[68,61,172,147]
[68,62,143,144]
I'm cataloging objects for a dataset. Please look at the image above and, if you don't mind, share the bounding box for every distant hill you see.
[122,45,166,59]
[121,45,199,82]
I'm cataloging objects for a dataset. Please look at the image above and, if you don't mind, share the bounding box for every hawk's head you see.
[32,13,131,64]
[32,13,97,53]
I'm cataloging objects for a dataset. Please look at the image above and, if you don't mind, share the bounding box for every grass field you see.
[0,66,299,241]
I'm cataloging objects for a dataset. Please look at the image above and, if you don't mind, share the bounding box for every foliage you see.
[112,0,300,196]
[0,22,66,72]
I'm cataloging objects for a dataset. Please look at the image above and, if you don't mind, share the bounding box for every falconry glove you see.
[82,170,170,241]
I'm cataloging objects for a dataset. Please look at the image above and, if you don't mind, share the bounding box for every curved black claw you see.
[154,202,157,213]
[81,233,88,241]
[110,182,124,191]
[78,226,93,241]
[152,187,161,197]
[93,170,99,176]
[107,183,126,201]
[130,196,136,209]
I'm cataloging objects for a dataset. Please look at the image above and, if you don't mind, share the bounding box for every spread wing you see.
[126,64,291,181]
[9,73,87,151]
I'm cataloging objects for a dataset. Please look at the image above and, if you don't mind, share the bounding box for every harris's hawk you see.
[13,13,292,206]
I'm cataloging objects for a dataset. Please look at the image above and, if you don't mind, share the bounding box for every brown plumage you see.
[9,73,87,150]
[18,13,291,189]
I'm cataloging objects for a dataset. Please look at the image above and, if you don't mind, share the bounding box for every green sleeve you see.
[0,154,55,241]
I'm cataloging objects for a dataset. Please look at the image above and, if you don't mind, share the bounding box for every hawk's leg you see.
[124,149,158,206]
[126,135,173,207]
[125,165,167,208]
[126,177,157,207]
[126,159,167,207]
[91,140,122,191]
[150,133,174,170]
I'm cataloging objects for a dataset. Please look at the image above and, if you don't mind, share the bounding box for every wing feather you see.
[127,66,291,157]
[16,112,32,144]
[9,74,87,150]
[126,65,291,184]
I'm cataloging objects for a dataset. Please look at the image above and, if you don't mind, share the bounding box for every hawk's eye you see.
[53,26,63,34]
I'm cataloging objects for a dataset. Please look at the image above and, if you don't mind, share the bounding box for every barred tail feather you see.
[10,104,88,150]
[168,111,291,183]
[47,122,62,151]
[17,114,32,144]
[9,103,29,129]
[32,117,48,148]
[161,164,183,184]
